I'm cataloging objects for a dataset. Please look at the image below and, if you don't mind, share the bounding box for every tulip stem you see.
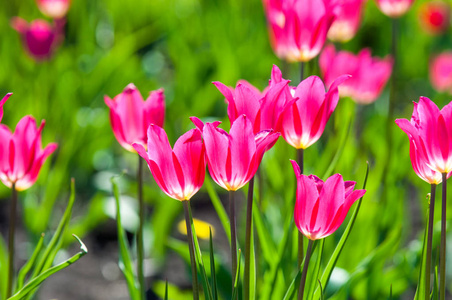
[300,62,305,82]
[183,200,199,300]
[7,183,18,298]
[440,173,447,300]
[137,156,145,299]
[229,190,238,293]
[298,239,314,300]
[297,148,304,267]
[244,176,255,300]
[426,184,436,300]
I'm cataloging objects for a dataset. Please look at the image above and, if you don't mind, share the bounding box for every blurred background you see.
[0,0,451,299]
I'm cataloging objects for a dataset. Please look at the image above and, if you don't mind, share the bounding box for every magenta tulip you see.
[262,0,339,62]
[278,74,349,149]
[0,93,12,123]
[105,83,165,152]
[395,97,452,174]
[11,18,61,61]
[133,125,205,201]
[291,160,366,240]
[36,0,71,19]
[328,0,366,42]
[191,115,279,191]
[320,44,393,104]
[0,116,57,191]
[419,1,450,35]
[375,0,414,18]
[430,52,452,94]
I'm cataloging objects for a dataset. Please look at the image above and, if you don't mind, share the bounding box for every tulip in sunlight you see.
[191,115,279,191]
[105,84,165,152]
[291,160,366,240]
[0,116,57,191]
[328,0,366,43]
[262,0,339,62]
[375,0,414,18]
[133,125,205,201]
[320,44,393,104]
[395,97,452,174]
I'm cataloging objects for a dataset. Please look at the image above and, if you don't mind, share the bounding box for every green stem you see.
[229,190,238,293]
[297,148,304,267]
[183,200,199,300]
[298,239,314,300]
[7,183,18,298]
[440,173,447,300]
[137,156,145,299]
[244,177,255,300]
[426,184,436,300]
[300,62,305,82]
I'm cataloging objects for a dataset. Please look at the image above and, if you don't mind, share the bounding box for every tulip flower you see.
[213,65,291,134]
[105,83,165,152]
[191,115,279,191]
[11,18,62,61]
[328,0,367,43]
[375,0,414,18]
[133,125,205,201]
[320,44,393,104]
[262,0,339,62]
[278,74,349,149]
[0,93,12,122]
[0,116,57,191]
[291,161,366,240]
[36,0,71,19]
[430,52,452,94]
[418,1,451,35]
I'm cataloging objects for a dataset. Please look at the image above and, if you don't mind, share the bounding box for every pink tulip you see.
[395,97,452,174]
[418,1,450,35]
[328,0,367,42]
[277,74,349,149]
[291,160,366,240]
[0,93,12,123]
[408,138,448,184]
[11,18,62,61]
[375,0,414,18]
[262,0,339,62]
[430,52,452,94]
[36,0,71,19]
[213,65,291,134]
[133,125,205,201]
[320,44,393,104]
[105,84,165,152]
[191,115,280,191]
[0,116,57,191]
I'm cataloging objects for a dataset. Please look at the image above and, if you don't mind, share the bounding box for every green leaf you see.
[282,262,303,300]
[165,280,169,300]
[252,198,277,264]
[414,199,430,300]
[112,177,140,300]
[432,264,438,300]
[313,162,369,299]
[205,178,231,245]
[307,239,324,299]
[232,249,242,300]
[16,234,45,291]
[210,228,218,300]
[8,235,87,300]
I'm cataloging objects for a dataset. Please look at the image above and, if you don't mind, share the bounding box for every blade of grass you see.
[165,279,168,300]
[16,233,45,290]
[205,178,231,245]
[252,198,277,264]
[8,235,87,300]
[210,228,218,300]
[112,177,140,300]
[414,195,430,300]
[307,239,324,299]
[282,262,303,300]
[313,162,369,299]
[231,249,242,300]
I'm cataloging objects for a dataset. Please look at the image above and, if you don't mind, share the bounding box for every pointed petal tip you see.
[290,160,301,175]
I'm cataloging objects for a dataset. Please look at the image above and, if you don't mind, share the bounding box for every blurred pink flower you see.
[430,52,452,94]
[395,97,452,174]
[277,74,349,149]
[36,0,71,19]
[375,0,414,18]
[418,1,450,35]
[320,44,393,104]
[0,93,12,123]
[11,17,62,61]
[262,0,339,62]
[328,0,367,42]
[133,125,205,201]
[291,160,366,240]
[0,116,57,191]
[105,84,165,152]
[191,115,279,191]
